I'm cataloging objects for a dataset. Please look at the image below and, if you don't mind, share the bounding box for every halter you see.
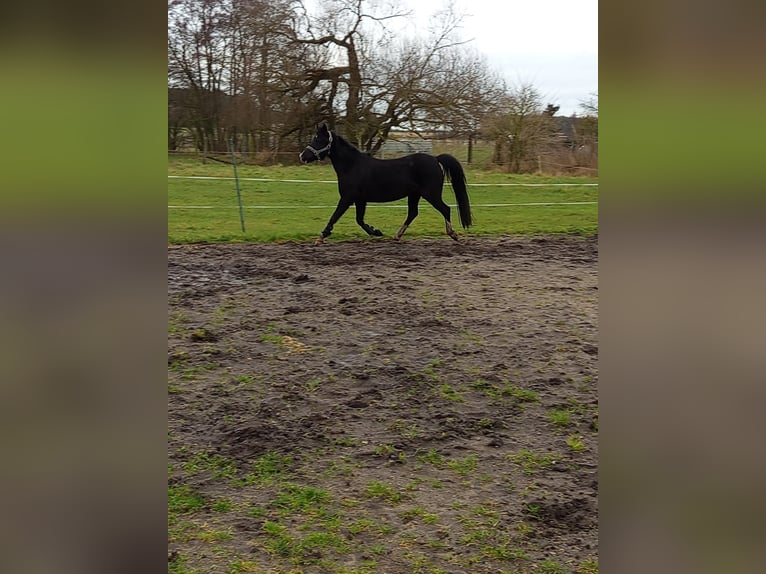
[305,130,333,159]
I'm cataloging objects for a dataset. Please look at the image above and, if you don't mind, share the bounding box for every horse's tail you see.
[436,154,472,228]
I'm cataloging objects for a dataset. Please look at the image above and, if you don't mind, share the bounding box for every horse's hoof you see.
[372,229,383,237]
[314,236,325,246]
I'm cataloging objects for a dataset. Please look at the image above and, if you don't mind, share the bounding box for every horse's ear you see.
[317,121,329,134]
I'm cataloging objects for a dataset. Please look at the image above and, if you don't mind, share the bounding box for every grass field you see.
[168,157,598,243]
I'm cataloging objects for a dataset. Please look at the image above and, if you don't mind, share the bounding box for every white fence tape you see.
[168,201,596,209]
[168,175,598,187]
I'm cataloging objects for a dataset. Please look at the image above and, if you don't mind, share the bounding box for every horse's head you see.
[299,122,333,163]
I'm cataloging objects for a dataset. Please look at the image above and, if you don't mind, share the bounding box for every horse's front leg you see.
[355,201,383,237]
[315,197,353,244]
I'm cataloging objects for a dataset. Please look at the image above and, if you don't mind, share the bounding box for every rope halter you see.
[305,130,333,160]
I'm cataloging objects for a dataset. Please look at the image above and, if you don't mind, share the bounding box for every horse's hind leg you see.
[395,194,421,239]
[355,201,383,237]
[424,196,459,240]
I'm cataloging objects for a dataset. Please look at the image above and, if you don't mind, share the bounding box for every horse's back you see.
[340,152,444,202]
[377,153,442,185]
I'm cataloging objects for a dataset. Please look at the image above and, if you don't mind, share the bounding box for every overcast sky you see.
[406,0,598,116]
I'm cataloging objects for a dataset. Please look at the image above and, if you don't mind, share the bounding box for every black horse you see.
[299,123,472,243]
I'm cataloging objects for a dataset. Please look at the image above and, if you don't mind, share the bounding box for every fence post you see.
[229,137,246,233]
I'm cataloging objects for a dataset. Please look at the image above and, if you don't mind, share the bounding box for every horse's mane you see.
[330,131,367,157]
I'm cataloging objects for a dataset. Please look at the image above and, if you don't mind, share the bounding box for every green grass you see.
[507,449,559,475]
[168,553,197,574]
[168,485,205,513]
[182,451,238,479]
[416,449,445,467]
[469,379,540,404]
[566,434,587,452]
[364,481,403,503]
[577,558,599,574]
[236,452,294,486]
[168,158,597,242]
[536,558,569,573]
[447,455,478,476]
[272,483,330,513]
[547,408,573,428]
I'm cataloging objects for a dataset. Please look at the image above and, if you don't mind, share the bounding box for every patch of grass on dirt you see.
[273,483,329,513]
[331,436,359,448]
[304,377,322,392]
[460,329,484,344]
[536,558,569,573]
[258,324,311,355]
[446,455,478,476]
[168,361,222,386]
[507,449,559,475]
[469,379,540,405]
[577,558,599,573]
[195,527,233,542]
[320,457,358,479]
[226,559,260,573]
[233,374,257,386]
[211,498,234,512]
[190,326,218,342]
[456,504,533,566]
[168,553,196,574]
[547,408,573,428]
[400,506,440,524]
[247,499,354,570]
[373,443,399,456]
[436,382,464,402]
[566,434,587,452]
[261,520,297,558]
[168,311,189,334]
[419,358,445,381]
[416,448,445,467]
[183,451,238,480]
[168,485,205,513]
[364,481,403,503]
[507,385,540,403]
[387,419,423,439]
[251,452,293,482]
[516,521,535,537]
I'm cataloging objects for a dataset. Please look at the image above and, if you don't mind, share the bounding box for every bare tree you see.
[572,92,598,168]
[225,0,301,153]
[484,83,557,173]
[579,92,598,116]
[168,0,233,152]
[291,0,505,153]
[167,0,523,163]
[289,0,412,145]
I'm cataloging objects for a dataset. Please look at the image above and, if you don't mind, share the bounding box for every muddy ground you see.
[168,235,598,574]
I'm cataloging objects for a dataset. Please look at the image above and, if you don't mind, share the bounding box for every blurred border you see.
[601,1,766,573]
[0,2,167,573]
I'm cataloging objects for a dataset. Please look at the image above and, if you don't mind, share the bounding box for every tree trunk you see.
[344,38,362,144]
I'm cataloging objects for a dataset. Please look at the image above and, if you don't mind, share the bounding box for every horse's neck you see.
[331,134,365,173]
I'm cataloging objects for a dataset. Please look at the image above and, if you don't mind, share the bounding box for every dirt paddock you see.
[168,235,598,573]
